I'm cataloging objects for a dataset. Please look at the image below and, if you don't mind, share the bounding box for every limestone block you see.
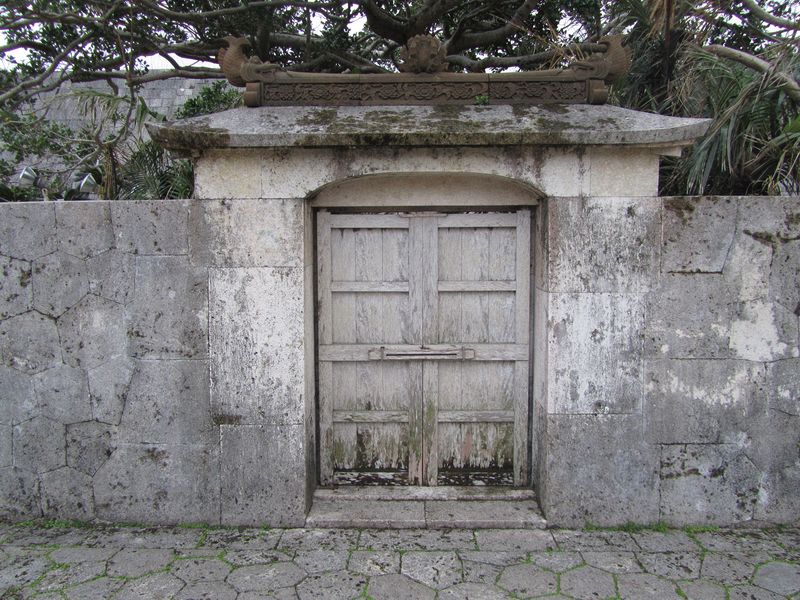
[540,414,659,527]
[533,202,549,292]
[723,226,772,303]
[86,250,134,305]
[0,256,32,320]
[13,415,65,473]
[662,197,738,273]
[55,202,114,258]
[659,444,759,525]
[220,424,306,527]
[546,197,661,293]
[40,466,94,520]
[738,195,800,239]
[770,240,800,316]
[0,466,40,520]
[119,360,215,445]
[645,359,766,444]
[0,312,61,374]
[262,148,339,198]
[59,295,127,369]
[547,293,644,414]
[589,148,660,197]
[0,423,10,467]
[0,203,57,260]
[32,251,89,317]
[94,443,220,525]
[189,198,304,267]
[66,421,116,476]
[88,356,135,425]
[210,267,304,425]
[520,147,588,197]
[767,358,799,415]
[729,300,798,361]
[195,149,262,199]
[644,274,734,358]
[128,256,208,359]
[111,200,189,255]
[33,364,91,424]
[0,365,37,424]
[755,463,800,523]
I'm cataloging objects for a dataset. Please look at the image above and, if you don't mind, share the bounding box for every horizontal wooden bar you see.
[320,344,528,362]
[333,410,409,423]
[331,281,409,293]
[330,214,409,229]
[437,213,517,228]
[438,280,516,292]
[439,410,514,423]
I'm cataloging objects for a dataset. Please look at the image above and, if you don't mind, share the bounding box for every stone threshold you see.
[306,486,546,529]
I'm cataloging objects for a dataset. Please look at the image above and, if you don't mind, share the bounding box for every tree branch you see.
[704,44,800,103]
[357,0,408,44]
[446,42,606,70]
[739,0,800,31]
[445,0,538,53]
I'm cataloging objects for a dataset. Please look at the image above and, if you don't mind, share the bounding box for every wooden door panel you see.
[318,209,530,486]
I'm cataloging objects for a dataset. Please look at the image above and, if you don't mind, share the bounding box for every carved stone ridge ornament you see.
[218,35,631,107]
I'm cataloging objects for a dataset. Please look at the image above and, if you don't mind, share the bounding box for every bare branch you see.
[739,0,800,31]
[130,0,338,23]
[445,0,538,53]
[446,42,606,70]
[704,44,800,103]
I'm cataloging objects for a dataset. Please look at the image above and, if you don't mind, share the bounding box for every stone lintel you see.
[148,104,710,154]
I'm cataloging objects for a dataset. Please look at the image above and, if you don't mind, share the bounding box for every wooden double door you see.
[317,210,531,486]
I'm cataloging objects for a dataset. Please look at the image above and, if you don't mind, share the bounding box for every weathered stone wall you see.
[0,194,797,527]
[535,195,800,526]
[0,199,310,526]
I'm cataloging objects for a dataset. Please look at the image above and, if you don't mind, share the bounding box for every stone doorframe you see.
[309,172,541,491]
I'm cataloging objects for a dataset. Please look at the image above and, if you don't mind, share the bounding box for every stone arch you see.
[307,171,543,208]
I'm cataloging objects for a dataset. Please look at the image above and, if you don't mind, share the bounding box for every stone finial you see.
[399,35,449,74]
[217,36,251,87]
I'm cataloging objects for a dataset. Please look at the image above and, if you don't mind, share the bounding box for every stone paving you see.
[0,521,798,599]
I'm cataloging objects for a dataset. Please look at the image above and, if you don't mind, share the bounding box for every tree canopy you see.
[1,0,799,197]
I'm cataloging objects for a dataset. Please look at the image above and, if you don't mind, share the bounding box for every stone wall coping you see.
[148,103,710,152]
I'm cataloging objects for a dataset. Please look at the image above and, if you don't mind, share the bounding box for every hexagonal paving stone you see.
[497,563,557,597]
[294,550,348,574]
[728,585,786,600]
[753,561,800,596]
[367,573,435,600]
[0,365,36,425]
[438,582,511,599]
[224,549,288,567]
[359,528,476,551]
[114,572,185,600]
[475,529,556,552]
[64,576,124,600]
[701,553,759,585]
[35,561,106,593]
[296,570,367,600]
[204,528,281,550]
[581,550,642,574]
[637,551,702,579]
[559,565,617,600]
[617,573,682,599]
[278,528,357,552]
[171,557,232,582]
[529,550,585,572]
[175,580,238,600]
[106,548,174,578]
[401,551,462,589]
[347,551,400,576]
[227,562,306,593]
[677,578,727,600]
